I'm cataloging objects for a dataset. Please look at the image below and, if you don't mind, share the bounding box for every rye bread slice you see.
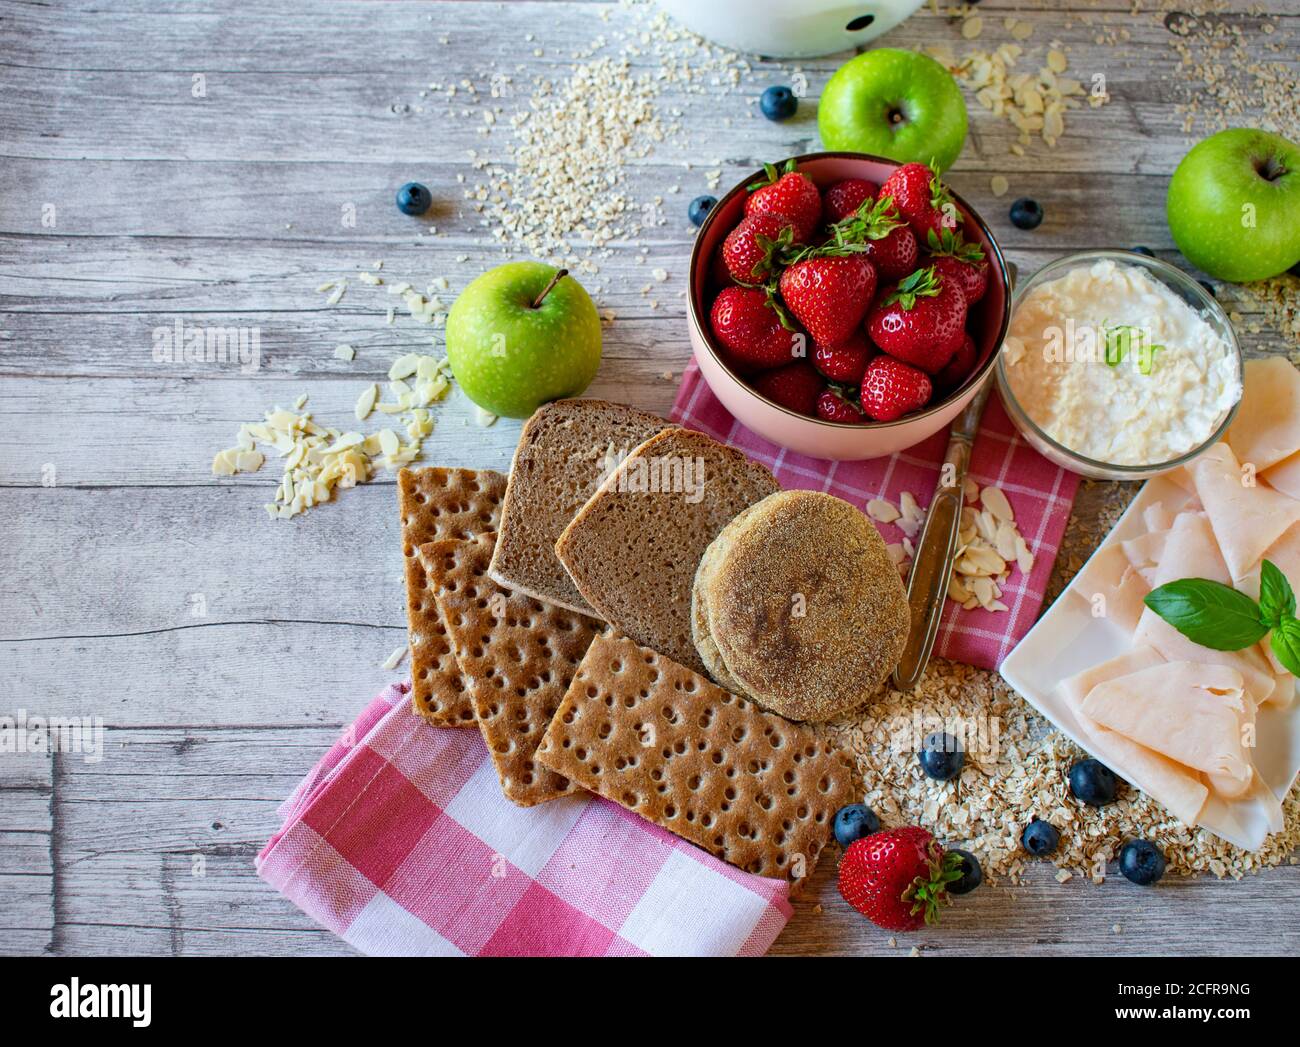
[488,399,673,616]
[554,428,780,675]
[398,466,507,726]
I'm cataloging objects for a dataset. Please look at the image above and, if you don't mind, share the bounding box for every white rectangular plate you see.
[1000,474,1300,851]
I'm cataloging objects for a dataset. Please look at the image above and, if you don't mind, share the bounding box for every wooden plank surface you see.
[2,0,1298,957]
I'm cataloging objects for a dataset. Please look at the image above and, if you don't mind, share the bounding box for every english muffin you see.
[692,489,909,721]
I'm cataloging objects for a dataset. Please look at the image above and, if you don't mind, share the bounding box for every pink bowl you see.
[688,152,1011,460]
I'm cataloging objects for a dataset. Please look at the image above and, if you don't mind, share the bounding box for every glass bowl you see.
[995,249,1243,481]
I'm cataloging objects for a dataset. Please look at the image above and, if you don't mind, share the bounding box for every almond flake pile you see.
[211,261,459,519]
[867,482,1035,613]
[210,354,448,520]
[822,661,1300,884]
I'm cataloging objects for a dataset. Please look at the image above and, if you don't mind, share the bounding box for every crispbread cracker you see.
[554,428,780,675]
[398,467,506,726]
[419,533,601,806]
[488,399,673,615]
[535,632,854,885]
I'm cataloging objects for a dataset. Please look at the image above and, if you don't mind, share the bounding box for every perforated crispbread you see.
[554,428,780,675]
[535,632,854,885]
[488,399,673,615]
[419,533,601,806]
[398,467,507,726]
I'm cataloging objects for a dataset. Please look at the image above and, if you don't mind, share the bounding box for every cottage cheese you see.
[1002,259,1240,466]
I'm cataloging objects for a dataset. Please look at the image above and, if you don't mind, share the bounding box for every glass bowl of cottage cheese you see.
[996,250,1243,480]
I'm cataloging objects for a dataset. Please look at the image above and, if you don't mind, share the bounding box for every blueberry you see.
[1130,245,1155,257]
[1021,818,1060,857]
[760,85,798,122]
[832,803,881,847]
[396,182,432,216]
[946,848,983,895]
[688,194,717,227]
[1009,197,1044,230]
[1289,260,1300,277]
[1069,758,1118,806]
[1119,839,1166,885]
[1198,279,1216,298]
[919,731,964,781]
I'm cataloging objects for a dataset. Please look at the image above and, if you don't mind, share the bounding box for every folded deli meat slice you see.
[1081,662,1253,784]
[1132,511,1277,702]
[1227,356,1300,473]
[1263,450,1300,501]
[1057,648,1209,827]
[1069,544,1149,633]
[1190,443,1300,582]
[1120,527,1170,586]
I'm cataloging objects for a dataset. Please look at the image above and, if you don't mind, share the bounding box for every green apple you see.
[1167,128,1300,282]
[446,261,602,418]
[817,49,968,173]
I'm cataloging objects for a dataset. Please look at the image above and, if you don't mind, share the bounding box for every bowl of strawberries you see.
[688,153,1011,460]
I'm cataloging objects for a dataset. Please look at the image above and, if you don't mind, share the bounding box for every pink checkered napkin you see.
[257,683,792,956]
[672,361,1079,670]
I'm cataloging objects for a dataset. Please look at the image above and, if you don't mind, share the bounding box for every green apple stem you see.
[531,268,568,308]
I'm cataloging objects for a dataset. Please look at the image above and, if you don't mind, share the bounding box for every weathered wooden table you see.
[3,0,1297,956]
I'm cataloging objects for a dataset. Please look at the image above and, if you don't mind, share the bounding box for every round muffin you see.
[692,490,910,721]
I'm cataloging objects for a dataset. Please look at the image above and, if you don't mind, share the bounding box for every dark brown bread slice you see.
[554,428,780,675]
[488,399,673,615]
[419,533,602,806]
[398,467,506,726]
[535,633,855,886]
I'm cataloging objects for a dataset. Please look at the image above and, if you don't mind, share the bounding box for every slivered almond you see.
[355,383,379,421]
[995,522,1019,560]
[867,498,901,523]
[981,486,1014,522]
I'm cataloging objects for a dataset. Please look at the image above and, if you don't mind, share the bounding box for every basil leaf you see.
[1258,559,1296,627]
[1271,618,1300,678]
[1143,578,1269,651]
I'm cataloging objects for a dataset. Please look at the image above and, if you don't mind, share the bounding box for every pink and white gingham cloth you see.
[672,361,1079,669]
[258,683,792,956]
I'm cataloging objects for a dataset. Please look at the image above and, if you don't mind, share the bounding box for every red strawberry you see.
[778,254,877,348]
[866,266,968,374]
[822,178,879,224]
[721,212,797,285]
[824,195,917,282]
[745,160,822,242]
[816,387,869,424]
[837,826,963,931]
[863,223,919,281]
[710,286,799,370]
[750,361,824,416]
[879,162,963,243]
[935,333,978,392]
[925,228,989,306]
[812,328,873,384]
[860,356,933,422]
